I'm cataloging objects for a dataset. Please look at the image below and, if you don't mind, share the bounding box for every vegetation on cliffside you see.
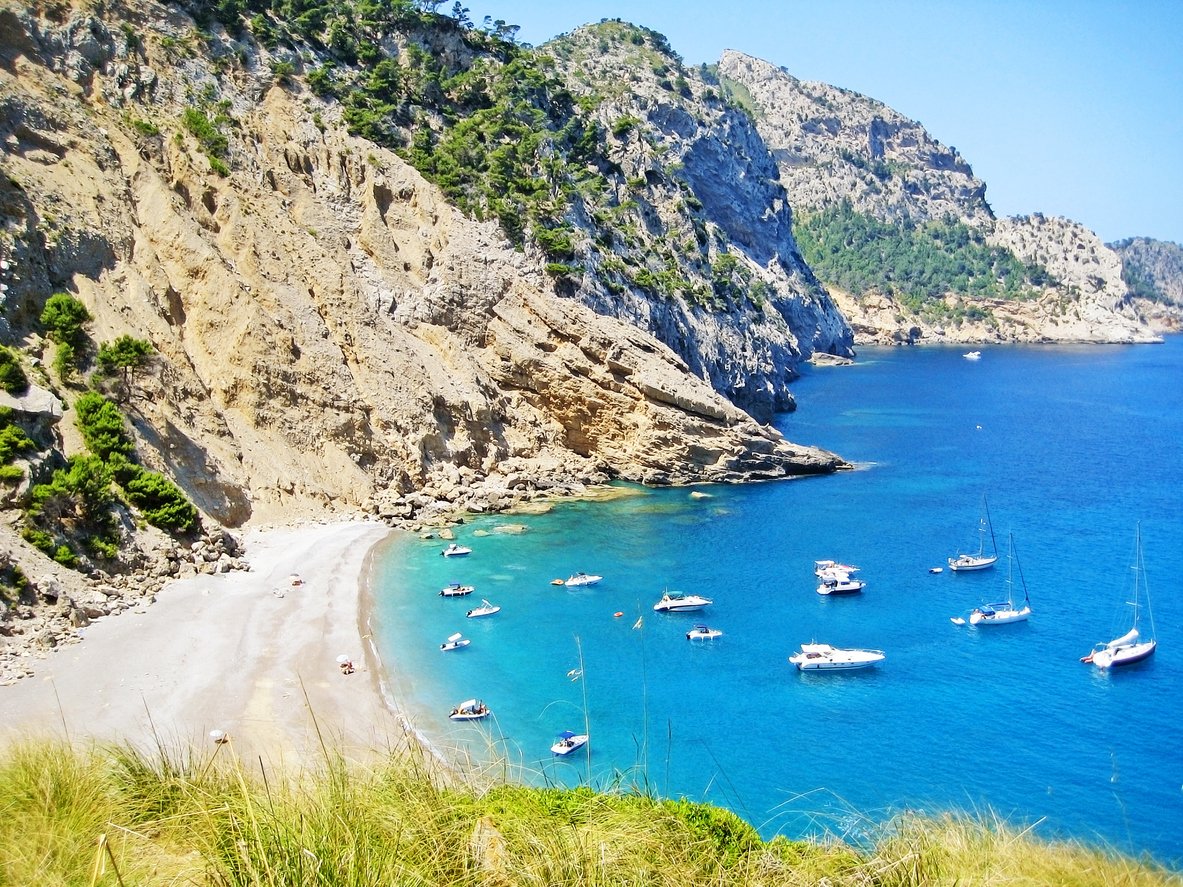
[1,739,1177,886]
[794,202,1050,322]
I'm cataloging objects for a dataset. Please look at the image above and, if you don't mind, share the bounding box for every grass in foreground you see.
[0,738,1178,886]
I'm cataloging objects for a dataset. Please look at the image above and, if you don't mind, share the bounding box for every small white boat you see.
[686,624,723,640]
[564,572,603,587]
[1083,524,1157,669]
[816,574,866,595]
[466,599,501,618]
[789,643,885,671]
[448,698,489,720]
[948,495,998,571]
[440,632,471,651]
[440,582,475,597]
[968,533,1032,626]
[441,542,471,557]
[550,730,589,755]
[652,592,713,613]
[964,350,982,360]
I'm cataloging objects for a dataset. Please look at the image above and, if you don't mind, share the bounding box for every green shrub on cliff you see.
[794,202,1050,312]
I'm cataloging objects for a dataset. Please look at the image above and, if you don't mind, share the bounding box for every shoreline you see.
[0,519,410,768]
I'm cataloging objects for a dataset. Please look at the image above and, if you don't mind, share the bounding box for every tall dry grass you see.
[0,737,1178,886]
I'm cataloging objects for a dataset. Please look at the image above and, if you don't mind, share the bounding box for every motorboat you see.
[550,730,589,755]
[814,559,860,578]
[948,495,998,571]
[440,582,475,597]
[964,350,982,360]
[466,599,501,618]
[448,698,490,720]
[441,542,471,557]
[967,533,1032,626]
[686,624,723,640]
[1083,524,1157,669]
[652,592,712,613]
[564,572,603,587]
[789,643,885,671]
[816,574,866,595]
[440,632,471,651]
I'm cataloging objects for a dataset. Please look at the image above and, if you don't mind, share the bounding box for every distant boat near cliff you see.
[964,350,982,360]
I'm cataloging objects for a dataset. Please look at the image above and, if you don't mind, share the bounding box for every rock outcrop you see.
[717,50,1171,345]
[542,23,853,419]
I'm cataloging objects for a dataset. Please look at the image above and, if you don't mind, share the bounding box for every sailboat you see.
[967,533,1031,625]
[948,495,999,571]
[1082,524,1157,669]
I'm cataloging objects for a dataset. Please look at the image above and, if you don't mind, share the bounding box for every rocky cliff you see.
[1108,237,1183,332]
[539,23,852,417]
[0,2,857,678]
[717,50,1169,345]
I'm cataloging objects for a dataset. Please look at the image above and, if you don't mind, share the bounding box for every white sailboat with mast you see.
[1082,524,1157,669]
[948,494,999,572]
[963,532,1031,625]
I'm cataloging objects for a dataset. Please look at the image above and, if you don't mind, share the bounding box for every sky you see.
[457,0,1183,245]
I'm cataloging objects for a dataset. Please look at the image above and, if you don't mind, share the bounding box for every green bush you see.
[0,346,29,395]
[123,469,198,534]
[74,391,135,461]
[181,107,229,158]
[0,424,35,463]
[40,293,91,345]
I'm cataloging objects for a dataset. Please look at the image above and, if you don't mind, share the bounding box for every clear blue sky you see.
[458,0,1183,245]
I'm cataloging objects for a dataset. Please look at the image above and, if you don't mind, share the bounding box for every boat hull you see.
[816,580,866,595]
[969,605,1031,625]
[550,735,589,755]
[948,555,998,571]
[789,644,885,671]
[1091,640,1156,669]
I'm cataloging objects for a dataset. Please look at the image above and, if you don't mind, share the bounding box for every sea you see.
[368,337,1183,866]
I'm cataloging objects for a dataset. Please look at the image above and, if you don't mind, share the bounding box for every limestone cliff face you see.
[0,2,847,532]
[717,50,1167,346]
[542,23,853,419]
[717,51,991,226]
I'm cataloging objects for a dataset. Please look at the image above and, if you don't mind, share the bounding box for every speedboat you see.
[550,730,589,755]
[466,599,501,618]
[440,632,471,651]
[789,643,885,671]
[652,592,713,613]
[448,698,490,720]
[816,574,866,595]
[686,624,723,640]
[814,559,860,578]
[964,350,982,360]
[440,582,475,597]
[564,572,603,587]
[441,542,471,557]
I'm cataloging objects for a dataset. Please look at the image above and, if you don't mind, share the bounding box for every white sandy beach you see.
[0,520,408,767]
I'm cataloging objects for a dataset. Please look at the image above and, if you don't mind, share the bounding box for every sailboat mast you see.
[983,495,998,555]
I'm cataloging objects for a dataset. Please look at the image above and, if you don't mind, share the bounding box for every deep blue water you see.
[370,338,1183,865]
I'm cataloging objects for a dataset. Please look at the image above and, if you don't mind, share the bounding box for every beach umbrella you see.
[336,654,351,665]
[209,729,228,744]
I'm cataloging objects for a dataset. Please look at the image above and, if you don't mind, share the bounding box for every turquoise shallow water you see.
[370,338,1183,864]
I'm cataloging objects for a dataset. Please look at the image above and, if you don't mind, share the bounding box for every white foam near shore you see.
[0,520,409,766]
